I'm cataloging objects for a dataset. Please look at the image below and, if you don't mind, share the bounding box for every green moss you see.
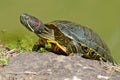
[45,43,52,49]
[38,47,47,53]
[0,56,9,65]
[6,35,35,53]
[0,50,9,65]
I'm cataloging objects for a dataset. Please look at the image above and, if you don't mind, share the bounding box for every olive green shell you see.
[45,20,114,63]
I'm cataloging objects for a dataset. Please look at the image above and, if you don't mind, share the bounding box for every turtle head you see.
[20,13,44,32]
[20,13,54,40]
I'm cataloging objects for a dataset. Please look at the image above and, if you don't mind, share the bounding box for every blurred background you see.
[0,0,120,63]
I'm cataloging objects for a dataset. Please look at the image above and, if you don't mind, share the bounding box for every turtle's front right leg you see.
[32,39,45,51]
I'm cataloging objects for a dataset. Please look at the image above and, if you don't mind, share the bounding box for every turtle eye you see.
[25,16,29,20]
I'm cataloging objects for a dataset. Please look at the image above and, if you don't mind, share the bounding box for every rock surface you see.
[0,52,119,80]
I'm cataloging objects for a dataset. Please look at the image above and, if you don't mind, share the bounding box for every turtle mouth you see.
[20,13,34,32]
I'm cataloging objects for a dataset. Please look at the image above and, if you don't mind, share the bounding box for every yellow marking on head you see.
[26,20,34,32]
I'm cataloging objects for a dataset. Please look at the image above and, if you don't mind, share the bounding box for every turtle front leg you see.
[32,39,45,51]
[46,40,68,55]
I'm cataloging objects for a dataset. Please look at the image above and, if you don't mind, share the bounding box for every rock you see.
[0,45,18,59]
[0,52,119,80]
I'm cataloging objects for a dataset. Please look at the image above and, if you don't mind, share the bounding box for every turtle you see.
[20,13,115,64]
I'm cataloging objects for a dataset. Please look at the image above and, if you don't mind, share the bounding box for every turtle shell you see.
[45,20,114,63]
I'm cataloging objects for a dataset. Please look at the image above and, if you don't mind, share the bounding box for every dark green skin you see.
[20,13,115,64]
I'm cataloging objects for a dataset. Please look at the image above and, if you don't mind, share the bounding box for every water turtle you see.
[20,13,115,64]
